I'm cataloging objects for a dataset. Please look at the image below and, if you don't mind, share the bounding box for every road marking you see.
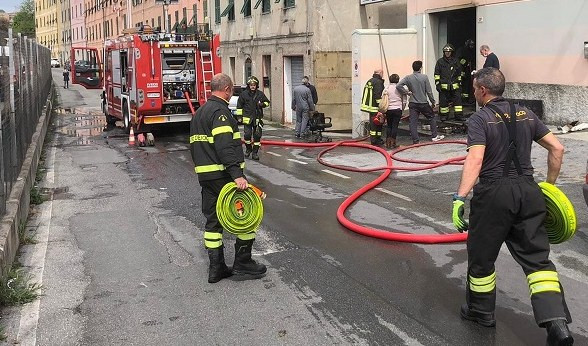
[16,146,56,345]
[375,188,413,202]
[321,169,350,179]
[288,158,308,165]
[266,151,282,157]
[376,315,424,346]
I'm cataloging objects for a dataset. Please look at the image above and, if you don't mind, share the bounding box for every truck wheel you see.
[104,102,116,125]
[123,103,131,133]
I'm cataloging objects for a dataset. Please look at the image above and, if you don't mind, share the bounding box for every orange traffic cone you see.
[129,127,136,146]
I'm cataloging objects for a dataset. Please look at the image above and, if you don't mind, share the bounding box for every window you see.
[192,4,197,25]
[214,0,220,24]
[158,16,161,29]
[260,0,270,13]
[284,0,294,7]
[203,0,207,21]
[220,0,234,21]
[182,7,187,23]
[241,0,251,17]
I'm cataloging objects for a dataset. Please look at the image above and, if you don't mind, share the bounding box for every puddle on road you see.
[55,107,107,145]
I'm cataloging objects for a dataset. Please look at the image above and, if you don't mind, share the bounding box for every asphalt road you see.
[1,70,587,345]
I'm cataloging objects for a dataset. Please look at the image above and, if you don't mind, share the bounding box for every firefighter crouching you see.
[434,44,463,121]
[190,73,267,283]
[361,69,385,146]
[236,76,270,161]
[453,68,573,345]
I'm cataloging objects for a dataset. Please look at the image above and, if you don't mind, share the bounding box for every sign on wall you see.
[360,0,389,5]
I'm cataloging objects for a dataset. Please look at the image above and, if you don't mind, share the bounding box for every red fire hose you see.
[261,138,469,244]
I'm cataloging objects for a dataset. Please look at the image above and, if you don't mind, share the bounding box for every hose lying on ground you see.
[217,182,265,235]
[538,182,577,244]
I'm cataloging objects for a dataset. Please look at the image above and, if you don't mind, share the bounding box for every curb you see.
[0,85,54,277]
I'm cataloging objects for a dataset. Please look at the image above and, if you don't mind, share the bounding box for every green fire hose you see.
[538,182,577,244]
[217,182,265,235]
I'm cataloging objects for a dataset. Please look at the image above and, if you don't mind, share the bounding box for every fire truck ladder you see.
[200,50,214,100]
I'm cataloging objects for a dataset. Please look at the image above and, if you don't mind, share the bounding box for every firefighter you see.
[190,73,267,283]
[361,69,385,146]
[453,68,573,345]
[434,44,463,121]
[236,76,270,161]
[456,39,475,104]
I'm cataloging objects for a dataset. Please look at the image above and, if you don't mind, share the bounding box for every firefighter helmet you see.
[247,76,259,86]
[442,44,455,52]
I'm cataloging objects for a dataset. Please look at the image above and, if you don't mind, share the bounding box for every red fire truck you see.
[101,26,220,142]
[70,47,103,89]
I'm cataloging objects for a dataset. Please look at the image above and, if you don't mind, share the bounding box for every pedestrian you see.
[480,45,500,69]
[63,68,70,89]
[293,76,315,138]
[452,67,572,345]
[396,61,444,144]
[361,69,385,146]
[236,76,270,160]
[434,44,463,121]
[456,39,476,104]
[303,75,318,105]
[383,73,404,149]
[190,73,267,284]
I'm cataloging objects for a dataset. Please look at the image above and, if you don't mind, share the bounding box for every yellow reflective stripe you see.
[440,107,450,114]
[195,164,225,173]
[369,131,376,135]
[527,271,559,285]
[204,231,223,248]
[212,126,233,136]
[434,75,440,80]
[453,82,460,88]
[194,162,245,174]
[460,58,466,65]
[236,109,243,115]
[469,272,496,293]
[233,132,241,139]
[190,134,214,143]
[441,83,449,90]
[204,231,222,240]
[253,142,261,147]
[454,106,463,112]
[243,117,251,124]
[263,101,270,107]
[237,232,256,240]
[244,140,251,144]
[530,282,561,295]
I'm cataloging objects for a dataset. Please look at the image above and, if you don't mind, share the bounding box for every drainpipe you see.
[422,13,426,74]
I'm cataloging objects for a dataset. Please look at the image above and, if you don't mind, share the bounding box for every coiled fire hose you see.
[538,182,577,244]
[217,182,266,235]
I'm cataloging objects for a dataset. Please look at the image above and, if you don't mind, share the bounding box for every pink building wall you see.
[70,0,85,48]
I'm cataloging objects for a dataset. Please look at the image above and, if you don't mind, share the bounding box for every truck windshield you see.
[162,53,195,70]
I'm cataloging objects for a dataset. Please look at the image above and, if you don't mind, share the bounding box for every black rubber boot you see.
[546,319,574,346]
[233,239,266,280]
[460,304,496,327]
[251,146,260,161]
[207,246,232,283]
[244,144,252,158]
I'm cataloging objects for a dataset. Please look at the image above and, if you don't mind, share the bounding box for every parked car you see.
[228,85,245,124]
[50,58,60,68]
[584,159,588,207]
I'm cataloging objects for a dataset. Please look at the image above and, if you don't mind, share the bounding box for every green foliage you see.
[18,222,38,245]
[12,0,35,37]
[30,186,45,205]
[0,267,42,306]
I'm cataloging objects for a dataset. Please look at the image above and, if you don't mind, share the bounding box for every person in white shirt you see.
[384,74,404,149]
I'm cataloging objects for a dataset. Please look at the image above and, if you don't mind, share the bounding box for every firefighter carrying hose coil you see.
[190,73,266,283]
[434,44,464,121]
[236,76,270,161]
[361,69,385,146]
[453,68,573,345]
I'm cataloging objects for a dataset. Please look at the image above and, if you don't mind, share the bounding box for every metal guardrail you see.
[0,28,52,216]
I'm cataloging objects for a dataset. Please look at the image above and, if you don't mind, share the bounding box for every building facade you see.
[407,0,588,124]
[58,0,72,64]
[35,0,60,58]
[211,0,407,131]
[70,0,85,49]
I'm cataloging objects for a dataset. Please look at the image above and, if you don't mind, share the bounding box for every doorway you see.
[283,55,303,124]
